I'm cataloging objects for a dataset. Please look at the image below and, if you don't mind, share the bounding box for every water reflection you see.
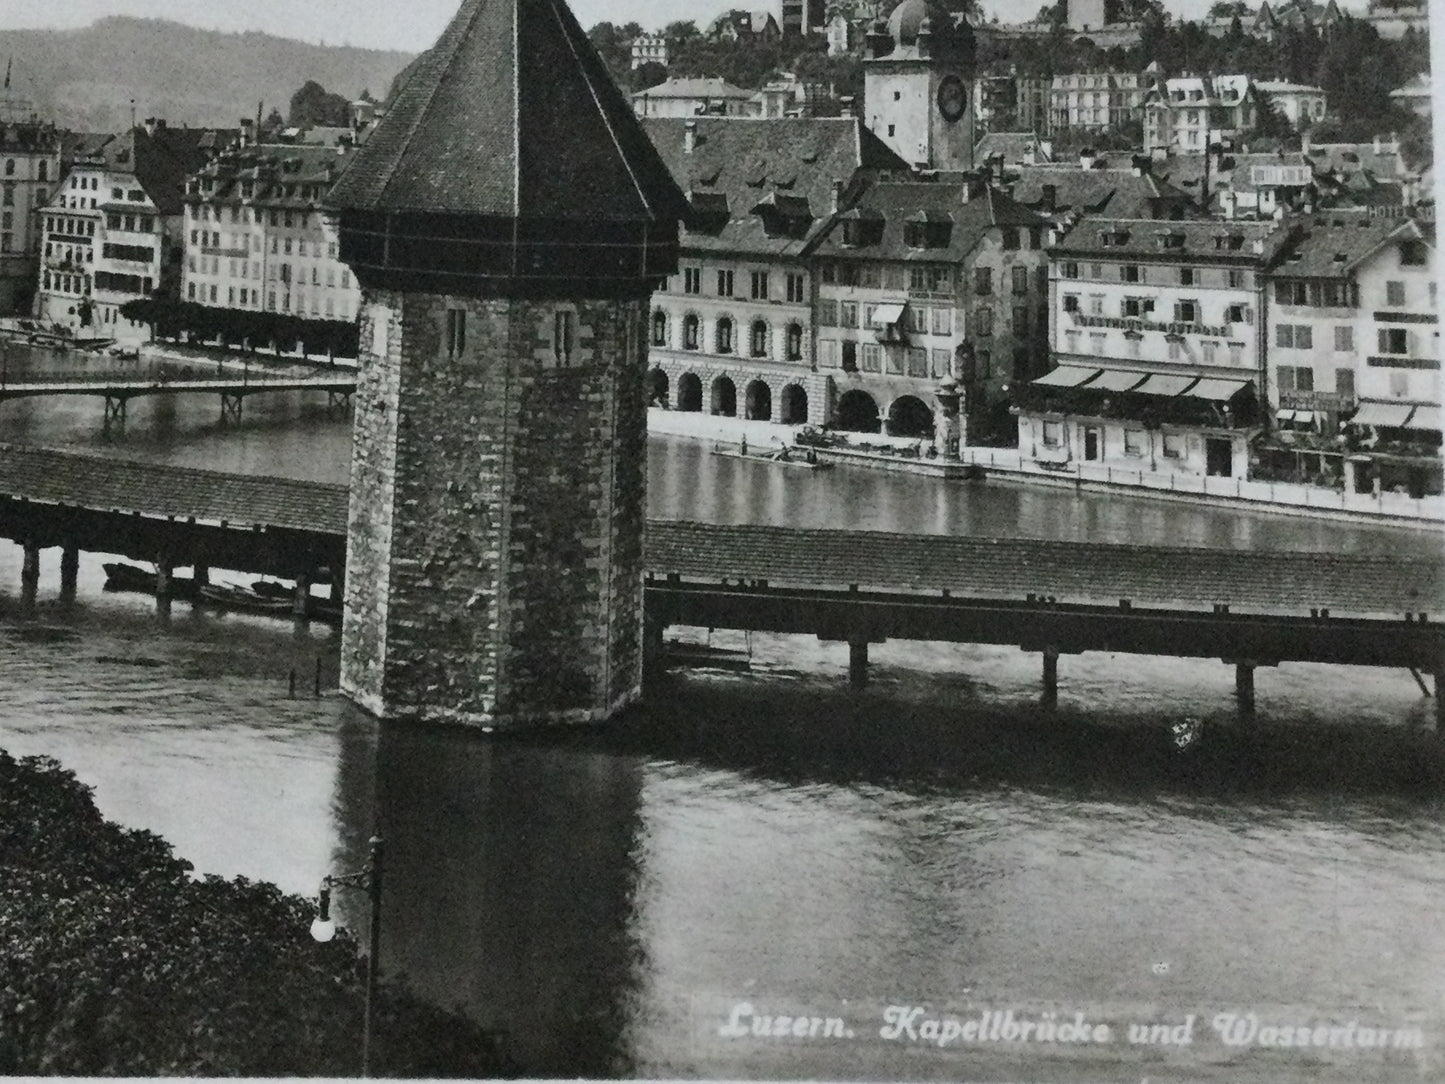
[365,723,646,1077]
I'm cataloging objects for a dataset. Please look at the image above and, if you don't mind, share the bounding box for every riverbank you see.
[0,748,514,1077]
[647,409,1445,527]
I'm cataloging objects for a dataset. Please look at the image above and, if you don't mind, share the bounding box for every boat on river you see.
[197,582,296,615]
[709,443,833,470]
[102,561,198,599]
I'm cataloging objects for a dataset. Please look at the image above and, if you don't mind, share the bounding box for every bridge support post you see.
[293,573,310,619]
[1235,663,1256,717]
[155,561,173,600]
[194,564,210,588]
[642,615,666,691]
[1042,647,1059,707]
[20,542,40,595]
[848,637,869,690]
[59,544,79,599]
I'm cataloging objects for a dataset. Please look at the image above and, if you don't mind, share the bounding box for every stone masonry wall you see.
[340,289,649,727]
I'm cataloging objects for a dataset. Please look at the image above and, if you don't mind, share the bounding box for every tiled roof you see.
[1304,142,1406,182]
[328,0,686,223]
[646,522,1440,619]
[0,444,349,534]
[102,126,235,215]
[632,77,752,101]
[808,178,1045,261]
[191,142,354,206]
[1268,211,1428,278]
[642,116,903,257]
[974,131,1051,165]
[1007,163,1196,219]
[1051,217,1289,261]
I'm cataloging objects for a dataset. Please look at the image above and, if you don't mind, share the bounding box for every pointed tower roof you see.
[328,0,685,224]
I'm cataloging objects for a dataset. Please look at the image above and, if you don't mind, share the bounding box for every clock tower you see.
[863,0,976,171]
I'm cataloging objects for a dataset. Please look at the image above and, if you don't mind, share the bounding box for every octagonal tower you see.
[327,0,686,727]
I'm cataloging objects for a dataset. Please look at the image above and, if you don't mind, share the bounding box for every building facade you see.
[809,178,1050,446]
[1255,80,1326,129]
[0,122,61,315]
[641,116,901,433]
[1049,69,1159,134]
[37,122,227,343]
[181,141,360,323]
[1018,218,1288,480]
[630,34,668,69]
[1143,75,1258,155]
[1262,212,1438,495]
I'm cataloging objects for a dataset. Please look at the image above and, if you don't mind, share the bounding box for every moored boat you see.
[197,583,295,614]
[102,561,198,599]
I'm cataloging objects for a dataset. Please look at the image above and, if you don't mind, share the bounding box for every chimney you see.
[1023,142,1036,166]
[1080,148,1096,170]
[1042,183,1057,213]
[1301,131,1311,155]
[239,118,254,149]
[143,116,157,137]
[1373,134,1381,155]
[831,179,843,214]
[683,119,696,155]
[1131,154,1151,177]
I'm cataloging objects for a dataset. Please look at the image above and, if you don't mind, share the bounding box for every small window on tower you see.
[554,310,575,366]
[445,308,466,359]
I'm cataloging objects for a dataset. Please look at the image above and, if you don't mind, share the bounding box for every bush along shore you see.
[0,749,516,1077]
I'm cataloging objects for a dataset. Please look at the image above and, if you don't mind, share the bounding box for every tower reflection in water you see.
[330,711,646,1077]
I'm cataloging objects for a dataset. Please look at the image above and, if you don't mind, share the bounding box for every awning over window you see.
[1186,378,1249,401]
[1402,404,1441,431]
[1350,400,1415,427]
[1133,373,1197,397]
[1276,408,1297,423]
[1090,369,1149,393]
[1032,365,1100,387]
[870,302,906,327]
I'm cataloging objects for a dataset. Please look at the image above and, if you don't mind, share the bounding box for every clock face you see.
[937,75,968,123]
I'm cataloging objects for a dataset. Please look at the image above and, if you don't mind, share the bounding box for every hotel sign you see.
[1073,313,1230,337]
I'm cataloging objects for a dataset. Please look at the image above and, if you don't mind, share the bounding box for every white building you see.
[1255,80,1326,130]
[1143,74,1258,155]
[630,34,668,70]
[182,141,360,323]
[631,77,753,118]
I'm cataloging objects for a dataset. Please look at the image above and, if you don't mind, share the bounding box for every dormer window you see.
[1159,232,1185,250]
[1100,229,1130,247]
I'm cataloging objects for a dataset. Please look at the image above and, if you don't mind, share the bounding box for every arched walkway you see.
[834,389,881,433]
[677,372,703,412]
[780,383,808,424]
[649,367,669,407]
[887,394,934,438]
[744,379,772,421]
[710,375,737,416]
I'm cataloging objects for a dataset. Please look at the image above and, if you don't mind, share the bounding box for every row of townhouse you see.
[181,140,360,323]
[640,113,1050,451]
[35,120,232,343]
[1015,210,1440,497]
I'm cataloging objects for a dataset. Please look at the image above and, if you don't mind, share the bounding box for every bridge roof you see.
[0,444,348,534]
[0,446,1435,620]
[646,521,1442,620]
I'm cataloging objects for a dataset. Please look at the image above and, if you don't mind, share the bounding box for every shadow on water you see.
[340,716,648,1078]
[549,673,1445,806]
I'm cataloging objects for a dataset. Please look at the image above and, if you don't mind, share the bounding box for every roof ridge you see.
[372,0,490,212]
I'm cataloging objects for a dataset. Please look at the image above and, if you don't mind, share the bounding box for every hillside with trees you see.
[0,17,411,134]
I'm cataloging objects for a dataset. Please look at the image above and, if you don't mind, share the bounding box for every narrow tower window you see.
[445,308,466,359]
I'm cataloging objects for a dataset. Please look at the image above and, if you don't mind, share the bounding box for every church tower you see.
[863,0,977,171]
[326,0,686,727]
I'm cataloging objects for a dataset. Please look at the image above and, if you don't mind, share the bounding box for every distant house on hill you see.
[632,77,754,118]
[709,9,783,44]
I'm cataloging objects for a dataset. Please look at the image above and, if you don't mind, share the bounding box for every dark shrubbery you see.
[0,749,514,1077]
[118,297,360,359]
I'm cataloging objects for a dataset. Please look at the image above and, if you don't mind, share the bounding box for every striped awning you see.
[1089,369,1150,393]
[1350,401,1415,428]
[1402,404,1442,431]
[1186,378,1249,402]
[1032,366,1100,387]
[1134,373,1197,397]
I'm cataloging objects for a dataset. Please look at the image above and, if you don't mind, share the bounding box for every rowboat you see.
[197,583,295,614]
[103,561,198,599]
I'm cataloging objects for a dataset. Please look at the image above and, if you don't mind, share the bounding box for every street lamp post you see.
[311,835,384,1077]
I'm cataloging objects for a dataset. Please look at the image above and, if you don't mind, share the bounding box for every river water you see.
[0,348,1441,1081]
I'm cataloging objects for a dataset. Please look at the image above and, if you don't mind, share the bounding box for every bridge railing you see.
[0,357,353,389]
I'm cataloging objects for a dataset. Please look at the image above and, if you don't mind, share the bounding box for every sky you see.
[0,0,1237,54]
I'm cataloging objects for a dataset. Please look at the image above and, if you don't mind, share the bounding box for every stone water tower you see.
[326,0,687,727]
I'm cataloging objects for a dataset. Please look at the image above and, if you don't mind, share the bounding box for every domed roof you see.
[886,0,929,46]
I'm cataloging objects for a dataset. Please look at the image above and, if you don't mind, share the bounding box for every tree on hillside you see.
[663,20,701,50]
[260,106,285,140]
[287,79,349,127]
[632,62,669,91]
[1209,1,1248,18]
